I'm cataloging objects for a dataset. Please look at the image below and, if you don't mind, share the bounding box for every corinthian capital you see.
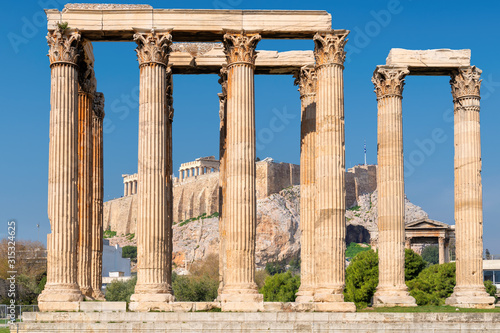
[372,66,410,99]
[93,92,105,120]
[47,27,81,66]
[223,32,261,66]
[313,30,349,67]
[450,66,482,100]
[133,29,172,66]
[294,66,317,98]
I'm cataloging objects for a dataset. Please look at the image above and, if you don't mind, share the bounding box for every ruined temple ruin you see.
[37,3,492,319]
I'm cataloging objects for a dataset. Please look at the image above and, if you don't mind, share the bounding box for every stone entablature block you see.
[46,7,332,41]
[386,48,471,75]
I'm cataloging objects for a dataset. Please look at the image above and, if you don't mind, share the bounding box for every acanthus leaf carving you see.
[313,30,349,67]
[372,67,410,99]
[294,66,317,98]
[47,27,81,65]
[133,29,172,66]
[450,66,482,100]
[223,32,261,65]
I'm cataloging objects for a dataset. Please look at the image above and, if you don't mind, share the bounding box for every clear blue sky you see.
[1,0,499,252]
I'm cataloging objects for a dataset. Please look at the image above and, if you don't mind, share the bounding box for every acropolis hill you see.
[104,158,435,269]
[104,157,374,235]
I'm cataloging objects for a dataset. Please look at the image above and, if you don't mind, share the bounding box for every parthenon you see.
[38,3,493,315]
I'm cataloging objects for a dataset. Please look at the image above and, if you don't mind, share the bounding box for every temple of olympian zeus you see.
[39,3,494,312]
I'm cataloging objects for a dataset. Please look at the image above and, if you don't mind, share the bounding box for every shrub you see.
[259,271,300,302]
[407,262,456,306]
[344,250,378,308]
[405,248,426,281]
[265,260,287,276]
[172,274,218,302]
[103,230,117,238]
[421,245,439,265]
[105,277,137,302]
[255,269,269,290]
[484,280,497,300]
[346,243,370,259]
[122,246,137,260]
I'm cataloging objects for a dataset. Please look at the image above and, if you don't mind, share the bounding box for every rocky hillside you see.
[107,185,428,273]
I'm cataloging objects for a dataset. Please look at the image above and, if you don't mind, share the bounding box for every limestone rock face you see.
[107,185,428,272]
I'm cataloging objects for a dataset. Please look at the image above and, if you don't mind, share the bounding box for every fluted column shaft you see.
[295,67,317,302]
[221,32,262,302]
[77,87,94,297]
[39,28,83,307]
[372,66,415,307]
[166,69,174,292]
[446,66,493,308]
[218,66,228,296]
[130,30,174,306]
[313,31,349,301]
[91,93,105,300]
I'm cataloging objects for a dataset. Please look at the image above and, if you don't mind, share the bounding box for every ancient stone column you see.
[312,30,355,311]
[220,32,263,311]
[130,29,175,311]
[165,68,174,295]
[38,28,83,311]
[76,42,96,298]
[439,237,445,265]
[372,66,416,307]
[294,66,317,303]
[218,66,228,297]
[446,66,494,308]
[91,92,105,300]
[124,182,127,196]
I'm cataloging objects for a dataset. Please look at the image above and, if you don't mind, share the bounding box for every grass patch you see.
[359,305,500,313]
[104,229,117,238]
[125,233,135,241]
[178,212,219,227]
[0,327,10,333]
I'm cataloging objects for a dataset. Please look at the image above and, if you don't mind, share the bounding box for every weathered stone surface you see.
[20,311,500,332]
[46,8,332,41]
[386,48,471,75]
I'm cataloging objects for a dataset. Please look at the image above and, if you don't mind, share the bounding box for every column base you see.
[80,285,94,298]
[220,285,264,312]
[295,286,315,303]
[445,286,495,309]
[129,293,176,312]
[311,289,356,312]
[372,287,417,307]
[38,283,83,311]
[91,290,106,301]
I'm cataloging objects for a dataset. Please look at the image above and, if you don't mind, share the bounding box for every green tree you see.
[407,262,456,306]
[265,260,286,276]
[485,249,492,260]
[259,271,300,302]
[345,243,371,259]
[105,277,137,302]
[122,246,137,261]
[421,245,439,265]
[405,248,426,281]
[344,249,379,308]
